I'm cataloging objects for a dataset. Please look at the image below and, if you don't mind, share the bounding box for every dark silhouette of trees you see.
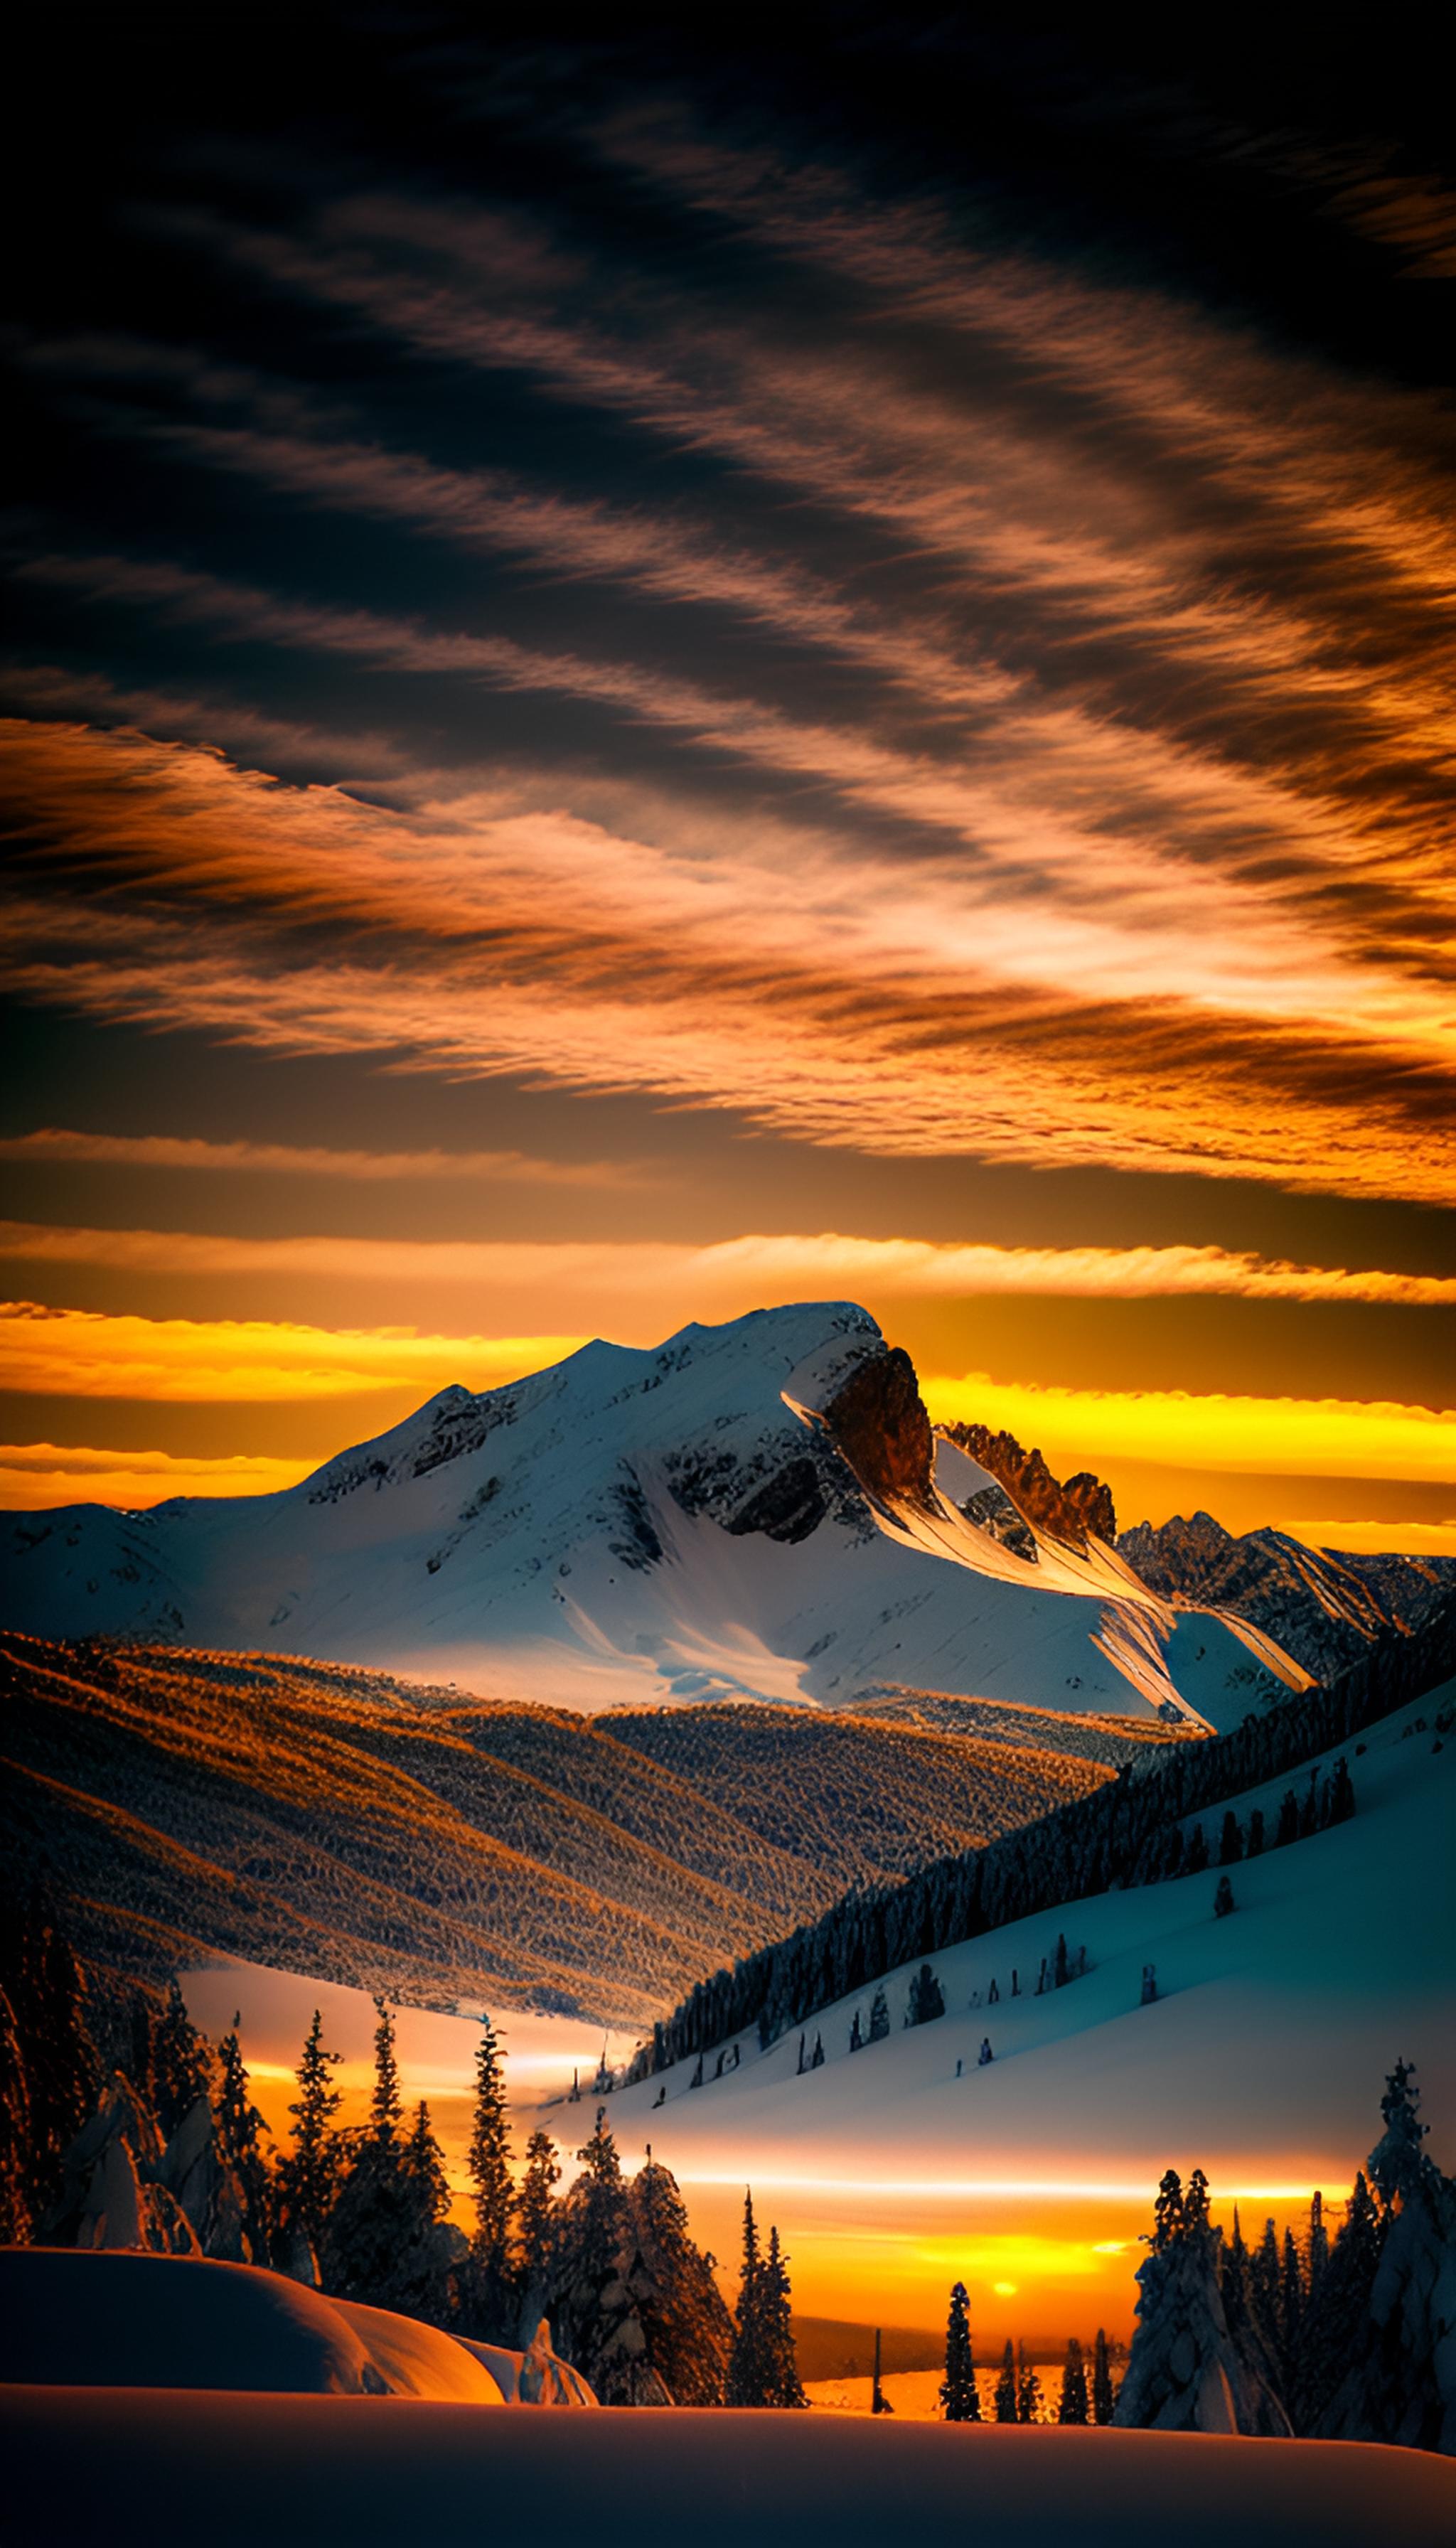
[941,2280,979,2421]
[1058,2335,1088,2424]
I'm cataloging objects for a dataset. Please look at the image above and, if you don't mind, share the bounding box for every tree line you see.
[0,1893,805,2409]
[626,1607,1452,2080]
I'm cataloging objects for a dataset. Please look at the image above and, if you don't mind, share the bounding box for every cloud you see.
[0,1304,585,1401]
[0,1128,647,1188]
[4,718,1454,1204]
[1,1220,1452,1310]
[0,1441,312,1509]
[921,1371,1456,1484]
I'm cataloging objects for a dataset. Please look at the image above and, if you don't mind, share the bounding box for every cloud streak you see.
[0,1128,646,1187]
[1,1221,1450,1310]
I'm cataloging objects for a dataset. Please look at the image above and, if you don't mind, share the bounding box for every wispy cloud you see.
[0,1128,647,1187]
[0,1441,312,1509]
[1,1221,1450,1309]
[0,1303,584,1401]
[4,716,1452,1202]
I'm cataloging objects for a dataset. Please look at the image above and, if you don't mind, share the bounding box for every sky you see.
[4,8,1454,1547]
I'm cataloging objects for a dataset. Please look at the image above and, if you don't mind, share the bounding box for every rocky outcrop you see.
[817,1346,936,1516]
[1116,1514,1456,1684]
[940,1423,1116,1548]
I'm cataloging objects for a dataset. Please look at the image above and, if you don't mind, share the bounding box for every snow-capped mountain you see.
[1117,1512,1456,1686]
[2,1302,1293,1728]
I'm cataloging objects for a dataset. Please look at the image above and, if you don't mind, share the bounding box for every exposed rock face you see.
[940,1423,1116,1547]
[1116,1513,1456,1684]
[817,1346,936,1516]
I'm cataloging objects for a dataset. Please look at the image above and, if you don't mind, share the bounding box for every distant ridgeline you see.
[627,1595,1456,2080]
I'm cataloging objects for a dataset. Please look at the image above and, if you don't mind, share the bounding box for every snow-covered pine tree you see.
[1058,2335,1089,2424]
[629,2151,735,2405]
[274,2010,343,2267]
[1214,1875,1235,1918]
[868,1986,890,2043]
[322,2023,451,2319]
[758,2226,806,2408]
[551,2105,638,2394]
[459,2013,517,2340]
[1115,2167,1290,2434]
[1315,2061,1456,2453]
[1092,2327,1115,2424]
[941,2280,979,2421]
[994,2339,1018,2422]
[849,2010,863,2052]
[152,1979,212,2139]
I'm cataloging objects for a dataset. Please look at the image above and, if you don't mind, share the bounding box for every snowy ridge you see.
[0,1303,1288,1728]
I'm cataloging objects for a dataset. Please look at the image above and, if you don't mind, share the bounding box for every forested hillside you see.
[0,1636,1145,2026]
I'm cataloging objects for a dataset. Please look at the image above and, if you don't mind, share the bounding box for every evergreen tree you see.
[1279,2228,1305,2395]
[993,2339,1018,2422]
[1297,2170,1383,2435]
[1214,1874,1236,1918]
[1306,2189,1329,2319]
[867,1986,890,2044]
[630,2152,734,2405]
[459,2014,516,2340]
[517,2129,561,2298]
[1017,2345,1042,2423]
[153,1979,211,2138]
[1218,1810,1243,1865]
[849,2010,863,2052]
[727,2189,766,2405]
[1246,1808,1265,1858]
[0,1984,33,2244]
[215,2014,272,2263]
[1091,2327,1115,2424]
[940,2281,979,2421]
[1058,2335,1089,2424]
[551,2107,638,2392]
[1249,2217,1282,2359]
[276,2011,343,2261]
[757,2226,805,2408]
[2,1902,100,2215]
[1117,2168,1290,2435]
[1325,1757,1356,1824]
[1320,2061,1456,2452]
[1275,1789,1300,1847]
[1054,1932,1069,1988]
[368,1996,402,2146]
[906,1964,946,2026]
[1152,2168,1184,2249]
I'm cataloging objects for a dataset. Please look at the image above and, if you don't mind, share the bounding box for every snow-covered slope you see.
[0,1303,1266,1725]
[602,1681,1456,2191]
[1118,1513,1456,1686]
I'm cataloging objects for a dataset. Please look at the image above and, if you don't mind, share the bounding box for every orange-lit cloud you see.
[1,1219,1452,1309]
[0,1442,313,1509]
[0,1128,645,1187]
[922,1370,1456,1485]
[4,719,1455,1204]
[0,1303,584,1402]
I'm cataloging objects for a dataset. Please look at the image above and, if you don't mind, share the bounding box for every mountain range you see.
[4,1300,1390,1733]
